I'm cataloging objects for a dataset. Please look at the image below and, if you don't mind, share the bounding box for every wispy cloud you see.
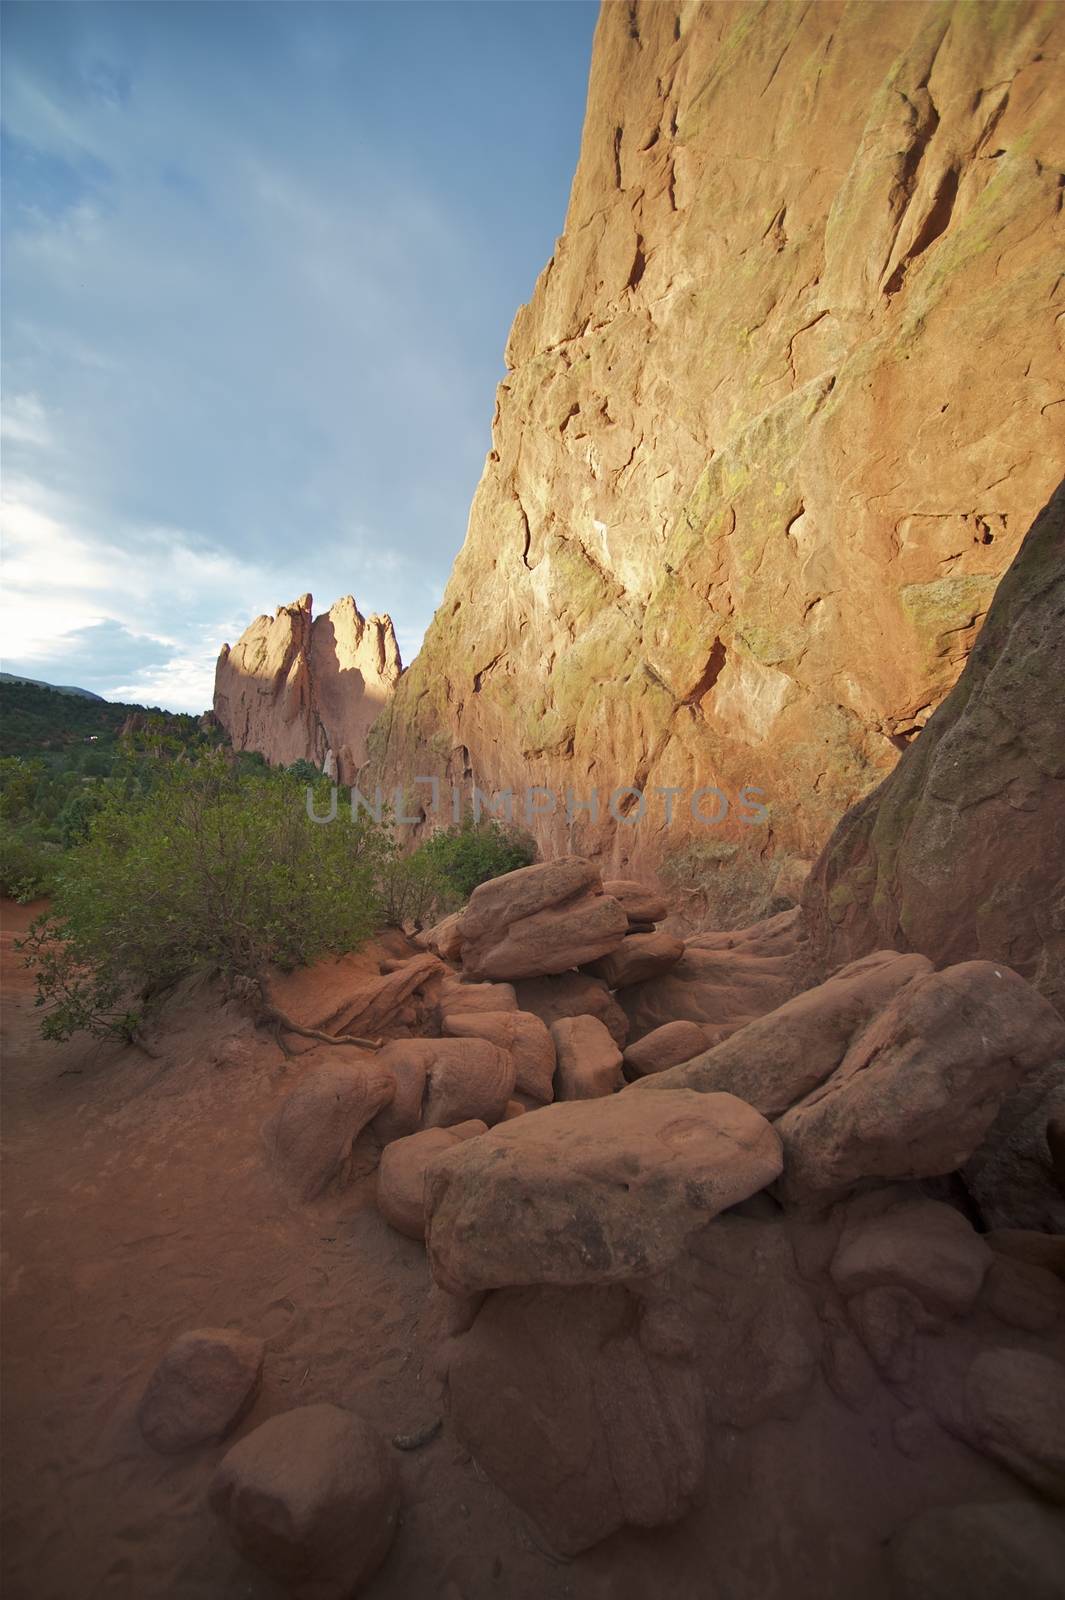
[0,0,597,710]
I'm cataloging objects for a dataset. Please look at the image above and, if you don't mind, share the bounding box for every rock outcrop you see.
[214,593,401,783]
[367,0,1065,877]
[803,478,1065,1012]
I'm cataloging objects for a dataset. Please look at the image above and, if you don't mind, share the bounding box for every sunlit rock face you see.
[367,0,1065,873]
[214,594,401,783]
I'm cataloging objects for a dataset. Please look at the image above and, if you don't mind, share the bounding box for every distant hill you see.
[0,676,206,759]
[0,672,105,701]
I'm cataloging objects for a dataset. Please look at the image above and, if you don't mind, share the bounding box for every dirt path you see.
[0,900,582,1600]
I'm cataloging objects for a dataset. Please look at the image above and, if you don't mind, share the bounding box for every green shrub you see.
[0,817,60,900]
[19,754,389,1043]
[418,814,537,904]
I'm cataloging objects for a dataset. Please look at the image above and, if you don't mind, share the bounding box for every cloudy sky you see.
[1,0,597,710]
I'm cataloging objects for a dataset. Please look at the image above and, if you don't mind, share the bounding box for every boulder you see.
[266,1055,395,1201]
[466,898,628,983]
[446,1283,705,1556]
[685,1217,822,1426]
[987,1229,1065,1283]
[962,1058,1065,1232]
[889,1501,1065,1600]
[376,1121,486,1240]
[514,971,629,1047]
[632,950,931,1116]
[370,1037,514,1140]
[425,1088,782,1295]
[622,1020,713,1080]
[775,961,1065,1207]
[437,979,517,1018]
[804,481,1065,1016]
[415,911,465,963]
[268,951,444,1040]
[583,931,685,989]
[137,1328,264,1454]
[620,917,799,1041]
[422,1039,515,1129]
[829,1196,992,1316]
[960,1348,1065,1503]
[601,879,669,926]
[441,1009,555,1103]
[209,1403,400,1599]
[370,1040,431,1144]
[980,1255,1065,1334]
[457,857,628,981]
[551,1015,623,1101]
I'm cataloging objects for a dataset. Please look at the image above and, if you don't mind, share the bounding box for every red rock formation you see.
[214,593,401,782]
[803,479,1065,1011]
[368,0,1065,876]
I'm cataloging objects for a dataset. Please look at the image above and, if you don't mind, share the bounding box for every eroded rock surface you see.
[425,1089,782,1295]
[215,594,401,783]
[368,2,1065,878]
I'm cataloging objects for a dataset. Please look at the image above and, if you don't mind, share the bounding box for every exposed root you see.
[236,975,383,1054]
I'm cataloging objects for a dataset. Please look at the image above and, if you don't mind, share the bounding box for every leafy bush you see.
[418,814,537,904]
[0,817,60,901]
[19,754,389,1043]
[375,848,450,929]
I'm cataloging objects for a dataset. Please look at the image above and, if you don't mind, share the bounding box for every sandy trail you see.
[0,900,578,1600]
[1,901,1031,1600]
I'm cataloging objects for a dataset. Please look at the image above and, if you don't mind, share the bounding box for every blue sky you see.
[0,0,597,710]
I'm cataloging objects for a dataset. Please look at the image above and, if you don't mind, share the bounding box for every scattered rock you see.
[775,961,1065,1207]
[622,1019,712,1080]
[987,1229,1065,1283]
[269,952,444,1041]
[209,1403,400,1599]
[980,1255,1065,1334]
[514,971,629,1047]
[442,1009,555,1103]
[446,1283,705,1555]
[550,1015,623,1101]
[830,1196,992,1316]
[437,979,518,1018]
[583,931,685,989]
[632,950,931,1116]
[684,1216,821,1426]
[425,1089,782,1294]
[267,1055,396,1201]
[960,1348,1065,1502]
[889,1500,1065,1600]
[422,1039,515,1129]
[370,1038,514,1139]
[620,913,799,1041]
[601,879,669,926]
[377,1122,487,1240]
[847,1286,938,1385]
[137,1328,264,1454]
[962,1057,1065,1232]
[457,858,628,981]
[416,912,465,963]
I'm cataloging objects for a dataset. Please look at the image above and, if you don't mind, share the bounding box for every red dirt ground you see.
[1,899,1031,1600]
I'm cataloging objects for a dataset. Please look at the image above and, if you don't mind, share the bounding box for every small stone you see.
[137,1328,264,1454]
[209,1403,400,1600]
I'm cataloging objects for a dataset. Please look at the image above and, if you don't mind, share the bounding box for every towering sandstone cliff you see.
[214,595,401,783]
[369,0,1064,873]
